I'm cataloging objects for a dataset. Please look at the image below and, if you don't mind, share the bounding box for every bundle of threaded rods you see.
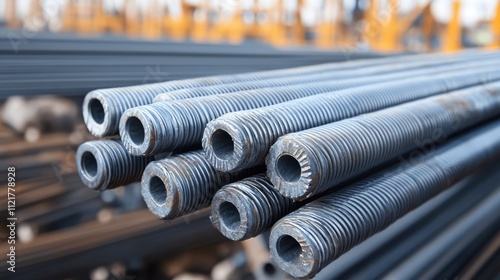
[76,50,500,278]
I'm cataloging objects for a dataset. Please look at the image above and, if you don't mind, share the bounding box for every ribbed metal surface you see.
[87,51,498,137]
[267,82,500,200]
[151,54,473,102]
[210,175,301,241]
[75,140,153,191]
[203,67,500,172]
[119,59,498,156]
[141,150,262,220]
[83,57,386,137]
[269,120,500,278]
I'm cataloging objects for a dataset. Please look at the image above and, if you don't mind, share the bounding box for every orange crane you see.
[442,0,462,52]
[489,0,500,49]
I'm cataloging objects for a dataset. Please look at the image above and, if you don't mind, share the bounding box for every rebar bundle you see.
[119,58,499,156]
[203,66,500,172]
[74,50,500,278]
[267,82,500,200]
[269,120,500,278]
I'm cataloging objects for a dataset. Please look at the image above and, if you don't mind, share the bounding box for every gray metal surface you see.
[210,175,302,241]
[203,65,500,172]
[119,57,499,156]
[140,150,262,220]
[267,82,500,200]
[75,139,153,191]
[269,120,500,278]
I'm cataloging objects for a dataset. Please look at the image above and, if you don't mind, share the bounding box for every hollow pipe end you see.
[210,186,251,241]
[119,107,155,156]
[83,92,113,137]
[269,222,318,278]
[75,141,107,191]
[266,139,317,201]
[203,120,246,172]
[140,161,177,220]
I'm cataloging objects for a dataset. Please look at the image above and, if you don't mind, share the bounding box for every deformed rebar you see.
[83,56,399,137]
[269,120,500,278]
[267,82,500,200]
[140,150,262,220]
[75,139,153,191]
[210,175,302,241]
[203,67,500,172]
[152,55,471,102]
[119,59,496,156]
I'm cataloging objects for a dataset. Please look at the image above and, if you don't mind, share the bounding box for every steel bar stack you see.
[73,50,500,278]
[0,29,383,99]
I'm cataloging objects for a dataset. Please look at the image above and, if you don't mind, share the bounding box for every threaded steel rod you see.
[119,58,498,156]
[83,56,394,137]
[75,140,153,191]
[152,55,474,102]
[83,51,498,137]
[267,82,500,200]
[269,120,500,278]
[203,67,500,172]
[140,150,262,220]
[210,175,302,241]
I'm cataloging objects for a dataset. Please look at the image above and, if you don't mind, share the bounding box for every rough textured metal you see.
[82,57,393,137]
[152,56,463,102]
[141,150,262,220]
[76,139,153,191]
[210,175,302,241]
[119,59,491,156]
[267,82,500,200]
[203,67,500,172]
[269,120,500,278]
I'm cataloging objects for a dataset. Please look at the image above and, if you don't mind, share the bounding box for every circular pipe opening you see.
[276,235,302,263]
[126,117,145,146]
[211,129,234,160]
[88,99,105,124]
[276,155,301,182]
[81,151,98,178]
[219,201,241,230]
[149,176,167,205]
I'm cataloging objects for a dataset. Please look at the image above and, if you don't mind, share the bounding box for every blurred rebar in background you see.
[1,27,500,280]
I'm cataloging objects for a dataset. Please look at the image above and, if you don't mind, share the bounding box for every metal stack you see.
[74,50,500,278]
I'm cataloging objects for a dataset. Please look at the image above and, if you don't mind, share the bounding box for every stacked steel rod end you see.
[76,141,106,190]
[210,175,302,241]
[83,91,113,137]
[266,138,316,200]
[119,106,158,156]
[76,140,152,191]
[202,120,247,172]
[210,185,251,241]
[140,161,177,220]
[268,223,317,278]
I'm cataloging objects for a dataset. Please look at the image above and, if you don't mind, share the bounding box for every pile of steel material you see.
[74,50,500,278]
[0,29,383,99]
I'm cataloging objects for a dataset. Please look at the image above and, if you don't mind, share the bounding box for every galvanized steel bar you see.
[267,82,500,200]
[269,120,500,278]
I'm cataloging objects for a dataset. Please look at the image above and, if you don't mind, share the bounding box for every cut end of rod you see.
[76,142,105,191]
[119,108,154,156]
[203,121,246,172]
[270,224,317,278]
[210,188,249,241]
[267,139,315,201]
[141,162,176,220]
[83,93,113,137]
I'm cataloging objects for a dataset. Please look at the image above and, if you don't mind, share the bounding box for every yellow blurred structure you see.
[2,0,499,52]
